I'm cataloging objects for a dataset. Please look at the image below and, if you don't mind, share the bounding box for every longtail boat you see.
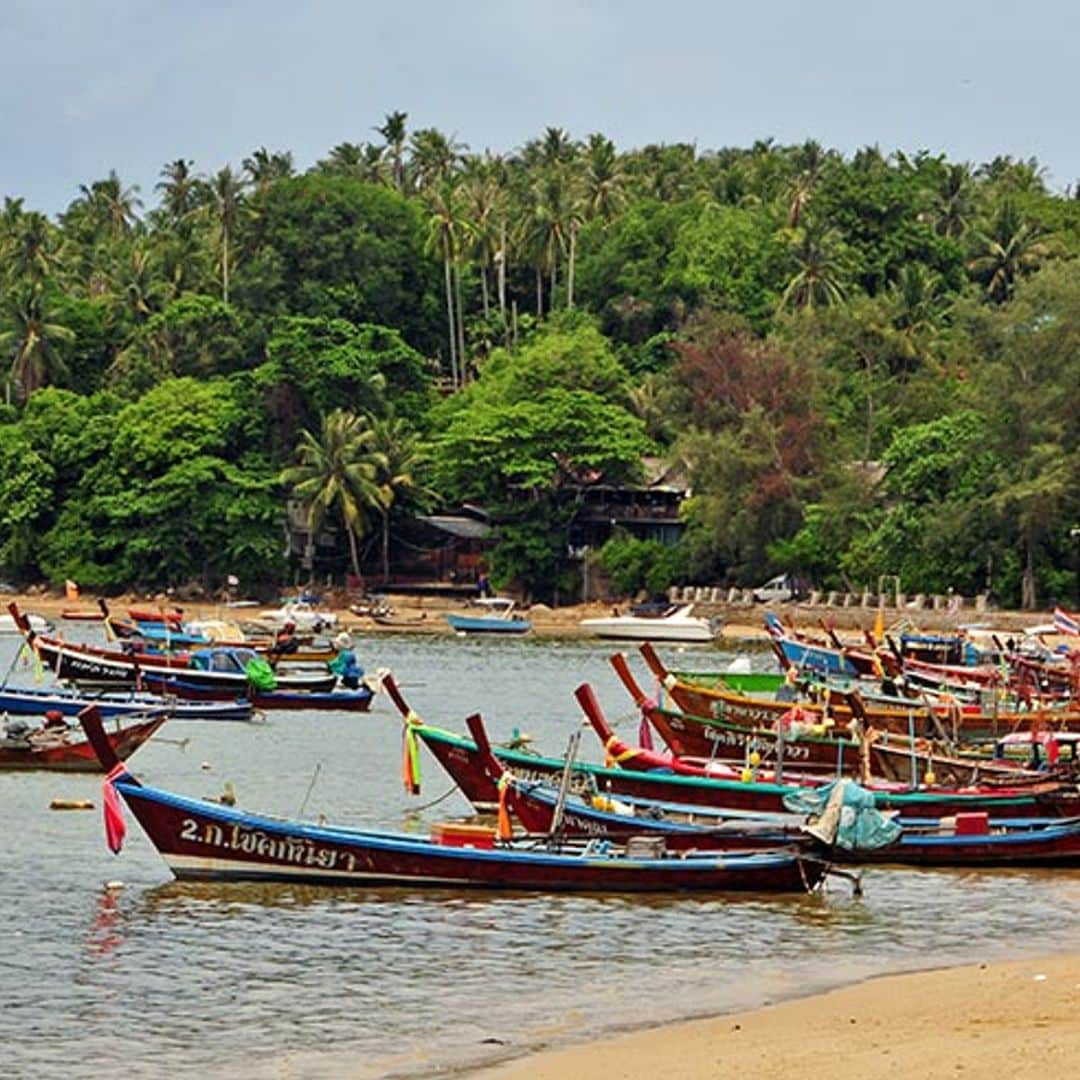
[640,642,1080,742]
[142,676,374,712]
[11,636,337,699]
[609,653,1044,789]
[78,708,826,894]
[1,712,164,771]
[0,684,254,723]
[470,713,1080,868]
[381,676,1080,819]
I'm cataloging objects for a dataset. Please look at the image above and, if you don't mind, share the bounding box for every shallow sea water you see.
[4,630,1078,1078]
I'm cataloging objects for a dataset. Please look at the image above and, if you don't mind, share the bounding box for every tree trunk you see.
[567,225,576,309]
[444,254,458,387]
[381,509,390,583]
[1022,535,1037,610]
[498,220,507,321]
[347,523,364,591]
[453,259,466,382]
[535,268,543,316]
[222,227,230,305]
[480,267,490,319]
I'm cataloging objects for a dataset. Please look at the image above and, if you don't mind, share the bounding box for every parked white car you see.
[753,574,800,604]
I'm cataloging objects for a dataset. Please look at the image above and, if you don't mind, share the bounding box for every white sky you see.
[4,0,1076,215]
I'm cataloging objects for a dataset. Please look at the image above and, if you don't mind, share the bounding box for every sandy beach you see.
[10,587,1059,646]
[470,954,1080,1080]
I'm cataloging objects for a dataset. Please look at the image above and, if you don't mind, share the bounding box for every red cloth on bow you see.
[103,763,127,854]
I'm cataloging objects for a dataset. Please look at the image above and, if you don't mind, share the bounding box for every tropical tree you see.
[424,178,470,385]
[779,219,849,312]
[281,409,389,582]
[968,199,1057,303]
[369,414,433,581]
[0,286,75,402]
[242,147,294,192]
[374,110,409,192]
[582,133,627,222]
[207,166,245,304]
[155,158,205,231]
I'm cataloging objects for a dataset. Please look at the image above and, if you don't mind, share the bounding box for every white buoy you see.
[201,761,212,770]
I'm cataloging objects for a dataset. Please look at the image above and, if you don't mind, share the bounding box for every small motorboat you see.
[579,603,717,643]
[445,598,531,635]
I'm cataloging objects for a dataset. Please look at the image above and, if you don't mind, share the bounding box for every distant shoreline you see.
[10,589,1065,644]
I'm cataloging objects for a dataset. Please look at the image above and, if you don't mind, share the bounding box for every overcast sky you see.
[5,0,1077,216]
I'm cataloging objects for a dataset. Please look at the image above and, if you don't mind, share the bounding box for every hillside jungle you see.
[1,116,1079,609]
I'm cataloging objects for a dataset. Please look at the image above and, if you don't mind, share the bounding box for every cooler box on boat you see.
[431,822,497,849]
[954,812,990,835]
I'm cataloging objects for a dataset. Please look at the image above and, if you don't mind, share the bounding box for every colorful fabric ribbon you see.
[102,763,127,855]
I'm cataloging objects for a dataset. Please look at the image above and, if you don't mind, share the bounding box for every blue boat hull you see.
[445,614,532,634]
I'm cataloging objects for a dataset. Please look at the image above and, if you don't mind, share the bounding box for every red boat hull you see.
[0,716,165,771]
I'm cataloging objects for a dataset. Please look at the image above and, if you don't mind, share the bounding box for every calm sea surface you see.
[4,628,1079,1079]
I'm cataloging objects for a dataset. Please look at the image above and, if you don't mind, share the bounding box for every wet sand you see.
[469,954,1080,1080]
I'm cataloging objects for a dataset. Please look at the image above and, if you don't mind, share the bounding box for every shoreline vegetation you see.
[468,954,1080,1080]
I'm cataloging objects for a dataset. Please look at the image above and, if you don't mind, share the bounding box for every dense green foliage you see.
[2,126,1080,605]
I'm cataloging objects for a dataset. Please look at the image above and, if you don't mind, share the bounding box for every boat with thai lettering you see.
[1,711,165,771]
[78,709,827,893]
[381,676,1080,819]
[467,712,1080,868]
[609,653,1048,789]
[8,606,338,694]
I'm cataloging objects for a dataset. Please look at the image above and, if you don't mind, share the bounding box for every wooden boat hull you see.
[106,775,825,892]
[145,676,373,712]
[30,637,336,693]
[0,716,164,771]
[409,722,1080,819]
[849,818,1080,867]
[642,702,1045,789]
[60,609,106,622]
[0,685,253,722]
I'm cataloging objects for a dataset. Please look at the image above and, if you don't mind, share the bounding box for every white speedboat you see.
[0,612,52,635]
[256,601,338,632]
[579,604,718,643]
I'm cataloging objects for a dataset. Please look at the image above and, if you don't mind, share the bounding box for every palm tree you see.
[968,199,1057,303]
[784,139,826,228]
[9,212,60,286]
[0,285,75,402]
[409,128,465,193]
[75,171,142,237]
[208,166,245,304]
[369,415,433,582]
[319,142,389,184]
[779,219,848,312]
[933,162,977,239]
[242,147,294,192]
[461,154,505,318]
[374,110,408,192]
[424,178,470,386]
[281,409,389,584]
[155,159,205,230]
[582,133,627,222]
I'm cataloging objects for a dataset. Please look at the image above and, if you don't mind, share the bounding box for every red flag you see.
[102,763,127,855]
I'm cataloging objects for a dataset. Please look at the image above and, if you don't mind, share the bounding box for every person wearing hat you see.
[329,631,363,689]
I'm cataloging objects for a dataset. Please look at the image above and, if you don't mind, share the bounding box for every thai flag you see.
[1053,606,1080,636]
